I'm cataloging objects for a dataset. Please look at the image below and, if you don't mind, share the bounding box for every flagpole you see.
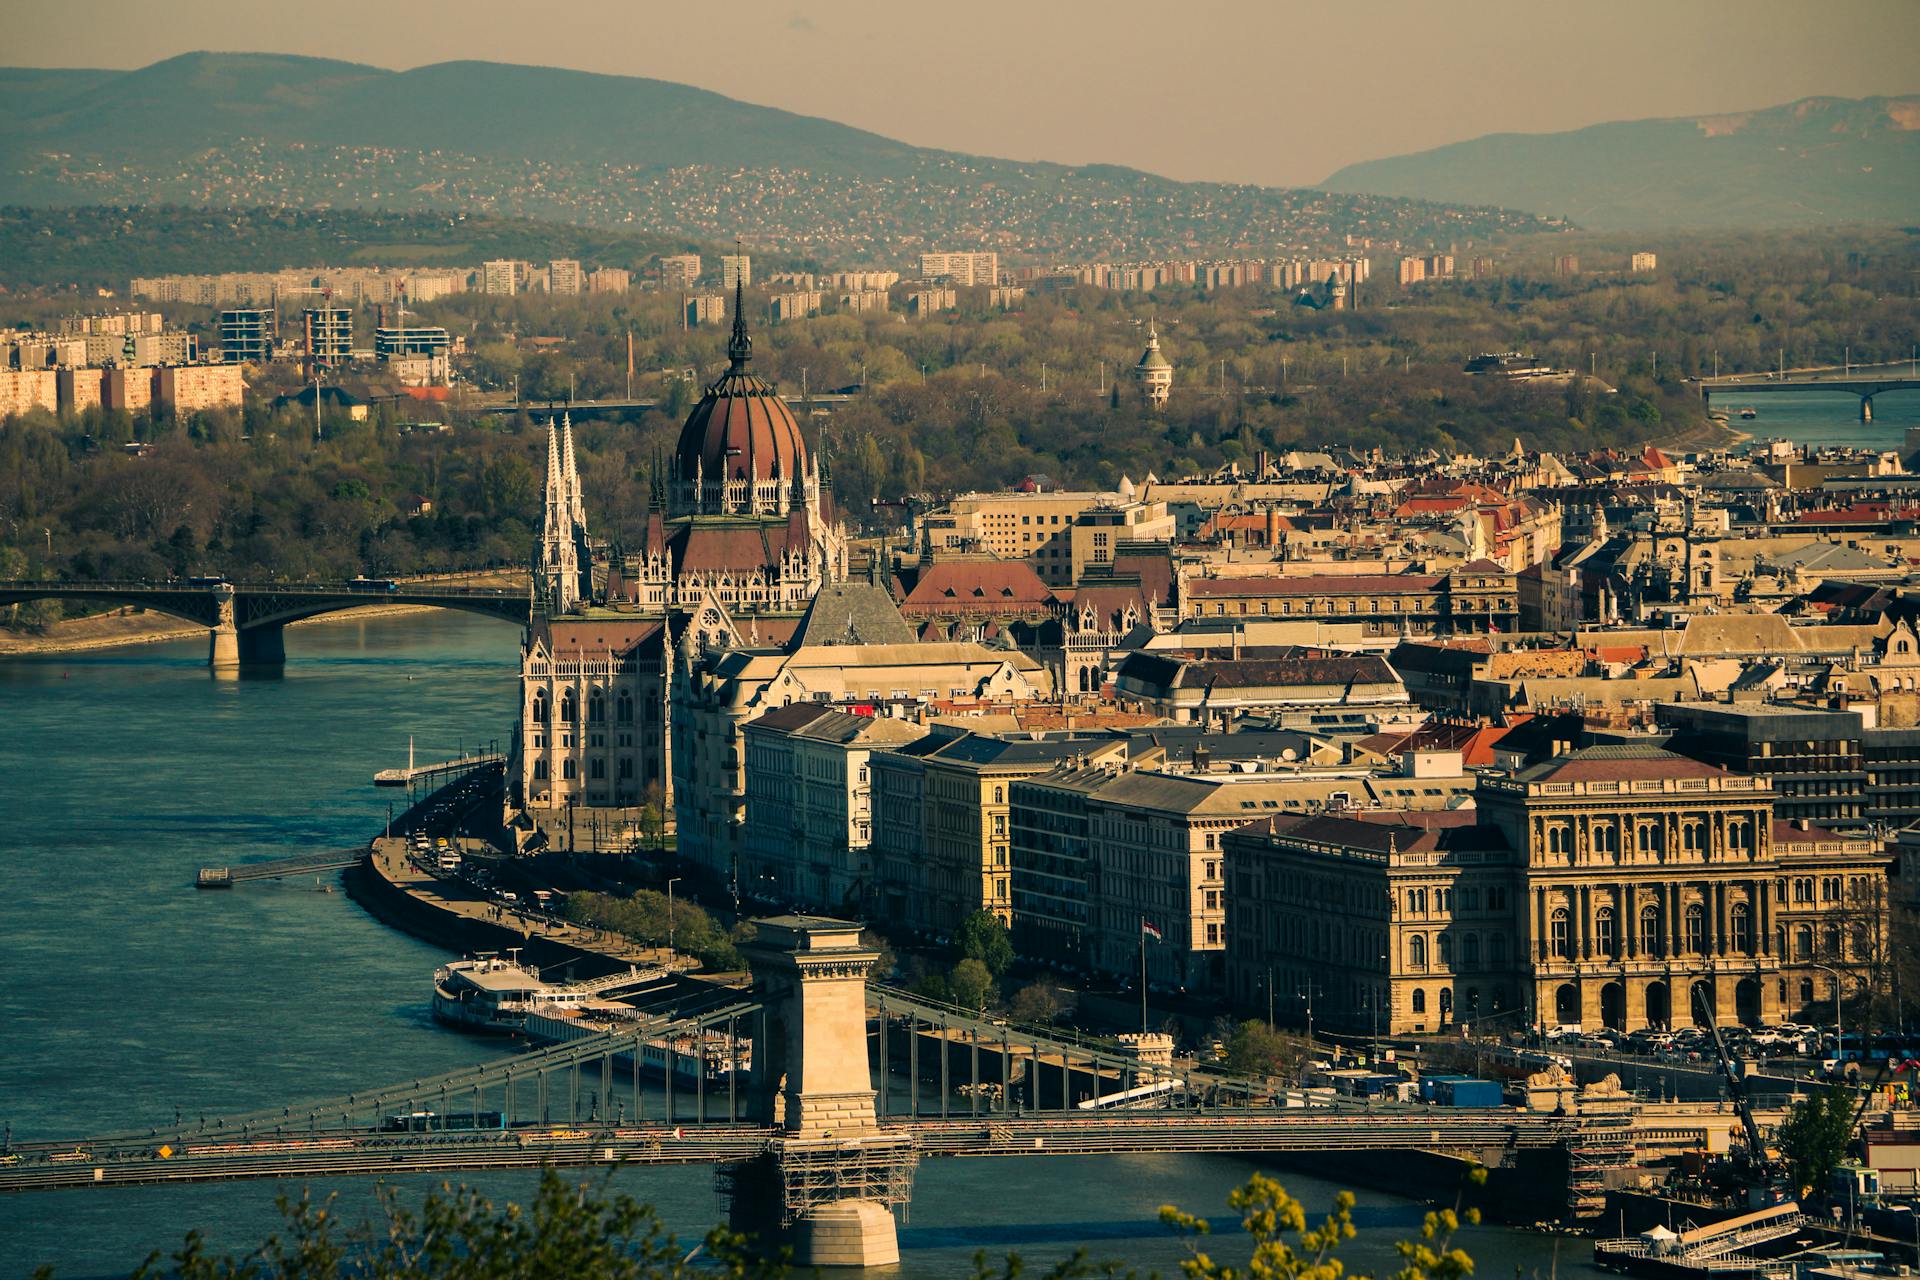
[1139,916,1148,1035]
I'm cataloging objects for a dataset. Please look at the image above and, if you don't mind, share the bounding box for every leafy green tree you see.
[1776,1084,1857,1196]
[1223,1020,1304,1082]
[958,909,1015,978]
[950,957,995,1012]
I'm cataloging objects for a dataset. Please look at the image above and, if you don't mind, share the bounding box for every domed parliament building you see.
[511,286,848,823]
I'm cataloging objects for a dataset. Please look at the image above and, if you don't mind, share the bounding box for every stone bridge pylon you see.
[736,916,917,1268]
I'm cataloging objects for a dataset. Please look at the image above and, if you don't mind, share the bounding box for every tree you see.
[1776,1084,1857,1196]
[958,909,1015,978]
[1224,1020,1305,1082]
[107,1167,1478,1280]
[950,958,995,1013]
[1009,980,1064,1025]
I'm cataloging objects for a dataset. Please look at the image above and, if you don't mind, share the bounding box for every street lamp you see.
[666,877,682,954]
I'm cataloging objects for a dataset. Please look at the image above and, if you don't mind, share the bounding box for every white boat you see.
[431,954,666,1033]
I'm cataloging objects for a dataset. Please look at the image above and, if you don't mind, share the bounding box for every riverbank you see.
[0,570,527,657]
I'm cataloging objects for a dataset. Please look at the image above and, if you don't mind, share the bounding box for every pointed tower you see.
[1133,321,1173,409]
[561,412,593,605]
[536,414,583,615]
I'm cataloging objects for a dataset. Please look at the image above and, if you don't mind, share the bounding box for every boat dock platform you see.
[373,752,504,788]
[195,849,364,889]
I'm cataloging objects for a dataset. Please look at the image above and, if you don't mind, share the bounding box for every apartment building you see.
[721,254,752,289]
[741,704,928,913]
[908,288,956,317]
[587,267,632,293]
[482,259,519,296]
[919,252,998,287]
[660,254,701,290]
[548,259,583,295]
[1177,563,1518,636]
[686,294,728,327]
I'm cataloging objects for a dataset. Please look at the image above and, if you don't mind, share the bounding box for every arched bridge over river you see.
[0,580,529,671]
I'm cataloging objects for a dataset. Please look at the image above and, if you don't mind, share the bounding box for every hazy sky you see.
[12,0,1917,185]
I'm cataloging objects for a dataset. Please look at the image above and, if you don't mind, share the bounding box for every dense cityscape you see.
[4,7,1920,1278]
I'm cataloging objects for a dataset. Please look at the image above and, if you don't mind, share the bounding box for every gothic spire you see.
[727,274,751,371]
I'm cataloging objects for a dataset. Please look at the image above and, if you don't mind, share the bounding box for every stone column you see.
[208,586,239,674]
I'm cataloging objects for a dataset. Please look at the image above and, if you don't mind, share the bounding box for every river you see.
[1719,386,1920,451]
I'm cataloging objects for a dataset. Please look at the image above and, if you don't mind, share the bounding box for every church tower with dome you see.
[609,280,847,617]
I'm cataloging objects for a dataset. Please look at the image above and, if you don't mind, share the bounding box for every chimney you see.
[1266,505,1282,548]
[1193,745,1211,773]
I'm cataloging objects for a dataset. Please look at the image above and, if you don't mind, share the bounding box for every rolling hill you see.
[1322,94,1920,231]
[0,52,1559,258]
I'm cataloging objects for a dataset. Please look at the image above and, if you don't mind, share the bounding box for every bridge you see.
[1699,363,1920,423]
[474,391,859,419]
[0,579,529,671]
[1,915,1606,1269]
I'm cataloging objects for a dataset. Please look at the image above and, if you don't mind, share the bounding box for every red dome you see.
[674,289,808,485]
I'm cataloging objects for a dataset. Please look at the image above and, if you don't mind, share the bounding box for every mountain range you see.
[1322,94,1920,231]
[0,53,1552,259]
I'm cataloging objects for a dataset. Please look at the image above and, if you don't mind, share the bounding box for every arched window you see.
[1729,821,1753,852]
[559,691,576,724]
[1595,907,1618,958]
[1462,934,1481,968]
[1682,822,1704,852]
[1730,903,1752,953]
[531,692,548,724]
[1547,824,1571,854]
[1593,824,1619,854]
[1490,933,1507,966]
[1793,925,1812,960]
[1439,988,1453,1020]
[616,693,633,724]
[1412,989,1427,1014]
[1408,935,1427,969]
[532,758,548,780]
[1824,924,1842,958]
[1438,934,1453,968]
[994,787,1004,804]
[1638,822,1665,854]
[1799,977,1815,1004]
[1640,905,1662,956]
[562,758,577,780]
[1685,903,1706,953]
[1550,909,1571,960]
[588,695,605,724]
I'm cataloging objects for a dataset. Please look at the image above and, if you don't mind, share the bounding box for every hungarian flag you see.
[1141,917,1163,942]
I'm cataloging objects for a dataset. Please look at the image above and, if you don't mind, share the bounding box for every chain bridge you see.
[0,579,529,671]
[0,917,1595,1268]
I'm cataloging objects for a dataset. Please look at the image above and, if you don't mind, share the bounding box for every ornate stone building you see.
[609,282,847,615]
[1225,743,1887,1035]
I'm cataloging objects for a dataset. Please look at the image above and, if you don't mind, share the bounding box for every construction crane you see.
[1694,987,1769,1166]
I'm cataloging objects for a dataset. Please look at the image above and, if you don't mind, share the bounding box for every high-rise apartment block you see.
[586,267,631,294]
[1554,254,1581,277]
[302,307,353,367]
[548,259,583,295]
[659,254,701,290]
[687,294,728,327]
[827,270,899,292]
[919,252,998,287]
[770,291,823,322]
[840,290,890,315]
[1398,257,1427,286]
[1470,256,1497,279]
[218,310,276,363]
[721,254,752,289]
[907,288,956,317]
[482,259,518,296]
[1631,252,1658,273]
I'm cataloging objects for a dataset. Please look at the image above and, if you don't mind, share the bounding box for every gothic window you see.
[1550,909,1571,960]
[1640,904,1662,955]
[616,694,633,724]
[562,759,577,780]
[559,691,576,724]
[531,692,548,724]
[590,758,605,780]
[1408,935,1427,970]
[1595,907,1618,958]
[1731,903,1752,953]
[619,758,634,779]
[1685,903,1706,953]
[588,696,605,724]
[533,759,548,780]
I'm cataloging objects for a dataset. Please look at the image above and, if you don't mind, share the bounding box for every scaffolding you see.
[1565,1114,1635,1220]
[717,1135,918,1226]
